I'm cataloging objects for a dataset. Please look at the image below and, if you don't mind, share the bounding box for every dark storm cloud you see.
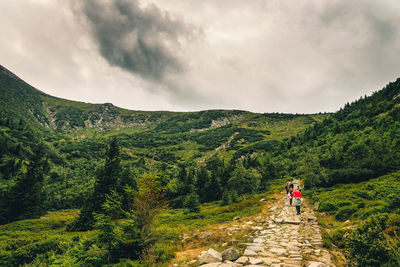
[79,0,192,82]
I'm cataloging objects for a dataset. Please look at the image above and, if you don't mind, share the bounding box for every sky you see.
[1,0,400,114]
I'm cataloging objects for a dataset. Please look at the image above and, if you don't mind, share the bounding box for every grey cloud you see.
[78,0,192,83]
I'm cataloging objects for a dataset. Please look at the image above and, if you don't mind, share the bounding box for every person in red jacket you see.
[293,187,302,215]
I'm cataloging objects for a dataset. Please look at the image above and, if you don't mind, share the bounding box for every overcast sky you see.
[1,0,400,113]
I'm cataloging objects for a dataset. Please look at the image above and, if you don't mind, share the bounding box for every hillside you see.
[0,65,323,212]
[0,65,399,266]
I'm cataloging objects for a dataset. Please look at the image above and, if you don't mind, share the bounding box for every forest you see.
[0,65,399,266]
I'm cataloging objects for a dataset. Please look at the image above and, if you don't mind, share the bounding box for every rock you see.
[233,216,241,221]
[188,259,197,265]
[235,256,248,264]
[269,247,287,256]
[243,248,258,256]
[198,248,222,264]
[200,232,212,239]
[307,262,327,267]
[201,263,237,267]
[201,263,221,267]
[221,248,239,261]
[222,242,228,247]
[260,257,281,265]
[253,237,265,243]
[249,257,263,265]
[246,221,254,225]
[247,246,264,252]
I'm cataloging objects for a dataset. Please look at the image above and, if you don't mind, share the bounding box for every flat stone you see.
[307,262,327,267]
[253,237,265,243]
[244,249,258,256]
[249,257,263,265]
[247,246,264,252]
[260,257,281,265]
[235,256,248,264]
[269,247,287,255]
[258,251,276,257]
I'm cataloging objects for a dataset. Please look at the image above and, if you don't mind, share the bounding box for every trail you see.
[195,180,336,267]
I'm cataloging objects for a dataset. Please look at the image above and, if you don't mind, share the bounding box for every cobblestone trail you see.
[197,180,336,267]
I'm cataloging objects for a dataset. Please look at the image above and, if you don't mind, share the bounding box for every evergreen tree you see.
[1,142,48,223]
[68,137,121,231]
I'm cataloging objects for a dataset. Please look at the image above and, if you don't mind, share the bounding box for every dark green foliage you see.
[0,143,49,224]
[183,192,200,213]
[227,162,262,196]
[68,138,121,231]
[347,213,392,266]
[335,205,358,221]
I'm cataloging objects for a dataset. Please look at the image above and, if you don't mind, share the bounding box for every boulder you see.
[198,248,223,264]
[221,247,239,261]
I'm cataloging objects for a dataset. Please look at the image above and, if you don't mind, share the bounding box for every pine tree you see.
[2,143,48,223]
[68,137,121,231]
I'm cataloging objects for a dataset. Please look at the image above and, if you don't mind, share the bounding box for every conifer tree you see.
[68,137,121,231]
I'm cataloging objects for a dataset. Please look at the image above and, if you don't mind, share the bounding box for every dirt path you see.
[190,180,336,267]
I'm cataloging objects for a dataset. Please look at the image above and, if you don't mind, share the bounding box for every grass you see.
[0,179,285,266]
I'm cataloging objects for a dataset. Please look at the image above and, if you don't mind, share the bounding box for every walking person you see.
[288,187,293,205]
[285,182,290,194]
[293,187,302,215]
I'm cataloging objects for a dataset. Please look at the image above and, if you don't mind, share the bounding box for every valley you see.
[0,65,399,266]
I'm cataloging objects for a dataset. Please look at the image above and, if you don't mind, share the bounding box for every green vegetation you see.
[308,171,400,266]
[1,65,400,265]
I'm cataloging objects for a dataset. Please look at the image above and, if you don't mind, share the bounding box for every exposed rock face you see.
[221,247,239,261]
[198,248,223,264]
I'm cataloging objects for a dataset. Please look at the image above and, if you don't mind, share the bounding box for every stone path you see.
[196,180,336,267]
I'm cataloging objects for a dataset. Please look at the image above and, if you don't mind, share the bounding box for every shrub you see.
[347,213,391,266]
[386,194,400,212]
[151,244,175,262]
[359,205,385,220]
[318,202,337,213]
[335,205,357,221]
[183,193,200,213]
[332,229,347,248]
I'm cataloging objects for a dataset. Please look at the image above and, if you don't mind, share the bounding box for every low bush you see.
[335,205,357,221]
[347,213,392,266]
[318,202,337,213]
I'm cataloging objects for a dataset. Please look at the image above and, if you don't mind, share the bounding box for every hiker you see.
[289,181,294,191]
[293,187,302,215]
[285,182,290,194]
[288,187,293,205]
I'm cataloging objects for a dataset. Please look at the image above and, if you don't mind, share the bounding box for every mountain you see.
[1,65,399,266]
[0,65,323,212]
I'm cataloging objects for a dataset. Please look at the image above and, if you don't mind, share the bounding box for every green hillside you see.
[0,65,399,266]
